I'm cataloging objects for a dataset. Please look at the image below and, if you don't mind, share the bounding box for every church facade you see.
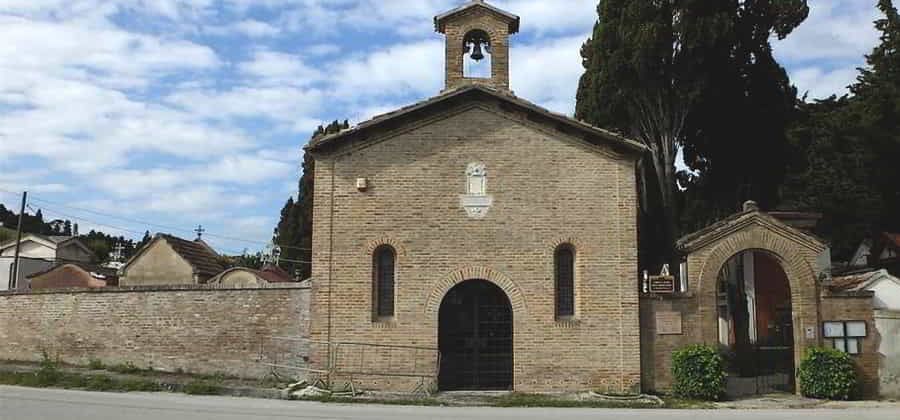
[307,1,646,393]
[305,0,881,397]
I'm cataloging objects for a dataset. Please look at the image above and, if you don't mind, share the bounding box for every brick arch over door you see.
[424,266,527,319]
[692,227,823,369]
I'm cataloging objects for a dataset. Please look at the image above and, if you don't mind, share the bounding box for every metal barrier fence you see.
[257,336,440,394]
[256,336,331,386]
[332,341,441,394]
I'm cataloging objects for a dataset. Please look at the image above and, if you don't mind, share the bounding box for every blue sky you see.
[0,0,883,255]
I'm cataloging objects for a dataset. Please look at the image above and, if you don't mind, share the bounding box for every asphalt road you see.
[1,386,899,420]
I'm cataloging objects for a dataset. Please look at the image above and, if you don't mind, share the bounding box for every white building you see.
[0,234,95,291]
[832,269,900,397]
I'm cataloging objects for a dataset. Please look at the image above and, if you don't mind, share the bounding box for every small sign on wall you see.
[649,276,676,294]
[805,326,816,340]
[656,311,683,335]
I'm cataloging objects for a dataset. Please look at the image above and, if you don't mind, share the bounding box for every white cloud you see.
[331,39,444,98]
[165,86,323,125]
[205,19,282,38]
[511,35,586,114]
[790,67,860,100]
[231,19,281,37]
[237,50,323,86]
[774,0,879,100]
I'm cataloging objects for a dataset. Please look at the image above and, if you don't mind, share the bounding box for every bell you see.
[470,42,485,61]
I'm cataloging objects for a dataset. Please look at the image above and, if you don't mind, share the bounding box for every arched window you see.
[373,245,396,319]
[554,245,575,319]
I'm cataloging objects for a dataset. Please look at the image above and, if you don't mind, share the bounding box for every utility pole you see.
[10,191,26,290]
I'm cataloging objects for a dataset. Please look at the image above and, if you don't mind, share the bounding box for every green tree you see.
[851,0,900,233]
[576,0,808,268]
[783,0,900,257]
[274,120,349,279]
[783,97,882,258]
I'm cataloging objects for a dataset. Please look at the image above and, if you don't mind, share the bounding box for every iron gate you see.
[438,280,513,390]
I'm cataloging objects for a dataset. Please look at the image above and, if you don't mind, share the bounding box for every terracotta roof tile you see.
[159,234,225,278]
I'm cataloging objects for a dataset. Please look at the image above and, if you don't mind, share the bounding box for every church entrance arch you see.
[717,249,795,396]
[438,279,513,390]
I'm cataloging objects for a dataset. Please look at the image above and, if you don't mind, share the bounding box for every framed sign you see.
[649,276,676,294]
[656,311,683,335]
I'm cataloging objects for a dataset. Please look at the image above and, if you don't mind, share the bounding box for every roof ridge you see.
[306,85,646,156]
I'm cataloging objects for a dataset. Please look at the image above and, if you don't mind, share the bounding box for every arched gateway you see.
[438,280,513,390]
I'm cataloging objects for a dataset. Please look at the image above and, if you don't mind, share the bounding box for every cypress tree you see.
[851,0,900,233]
[274,120,350,279]
[576,0,808,268]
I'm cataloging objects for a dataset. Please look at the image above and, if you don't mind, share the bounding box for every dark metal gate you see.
[438,280,513,390]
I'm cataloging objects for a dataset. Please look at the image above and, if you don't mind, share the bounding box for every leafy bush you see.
[797,347,857,400]
[671,344,726,401]
[87,359,105,370]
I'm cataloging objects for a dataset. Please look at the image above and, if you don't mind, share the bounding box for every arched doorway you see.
[717,250,795,396]
[438,279,513,390]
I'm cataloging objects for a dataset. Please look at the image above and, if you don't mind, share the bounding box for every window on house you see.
[555,244,575,319]
[373,245,396,319]
[823,321,867,355]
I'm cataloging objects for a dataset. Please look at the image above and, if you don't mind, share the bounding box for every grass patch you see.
[0,366,161,393]
[183,381,223,395]
[87,359,105,370]
[299,395,445,406]
[492,393,659,409]
[108,362,145,375]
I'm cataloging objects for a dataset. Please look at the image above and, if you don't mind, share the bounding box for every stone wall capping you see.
[0,283,310,296]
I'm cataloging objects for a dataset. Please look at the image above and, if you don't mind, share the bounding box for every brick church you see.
[305,0,882,396]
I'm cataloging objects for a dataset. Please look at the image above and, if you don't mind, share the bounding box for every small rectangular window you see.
[824,321,866,355]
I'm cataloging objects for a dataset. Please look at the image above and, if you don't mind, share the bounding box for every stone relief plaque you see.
[656,311,683,335]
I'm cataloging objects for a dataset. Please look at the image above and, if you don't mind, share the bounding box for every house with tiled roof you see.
[27,263,117,290]
[0,233,95,291]
[119,234,226,286]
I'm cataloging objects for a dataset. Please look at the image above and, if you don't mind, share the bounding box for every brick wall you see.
[310,101,641,393]
[821,292,879,399]
[441,7,511,92]
[0,285,309,378]
[639,294,701,393]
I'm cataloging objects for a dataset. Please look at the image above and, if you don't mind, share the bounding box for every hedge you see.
[797,347,857,400]
[671,344,726,401]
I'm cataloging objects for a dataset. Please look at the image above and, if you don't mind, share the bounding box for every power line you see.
[0,186,311,251]
[37,206,249,256]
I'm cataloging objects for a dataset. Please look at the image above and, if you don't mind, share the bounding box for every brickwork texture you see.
[0,285,310,378]
[309,100,641,393]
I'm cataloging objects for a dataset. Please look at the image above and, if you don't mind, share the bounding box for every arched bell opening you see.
[463,29,492,79]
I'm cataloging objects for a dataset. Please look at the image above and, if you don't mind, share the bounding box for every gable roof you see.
[123,234,225,278]
[306,85,646,157]
[27,263,114,290]
[830,269,900,292]
[435,0,520,34]
[677,203,827,254]
[0,233,95,257]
